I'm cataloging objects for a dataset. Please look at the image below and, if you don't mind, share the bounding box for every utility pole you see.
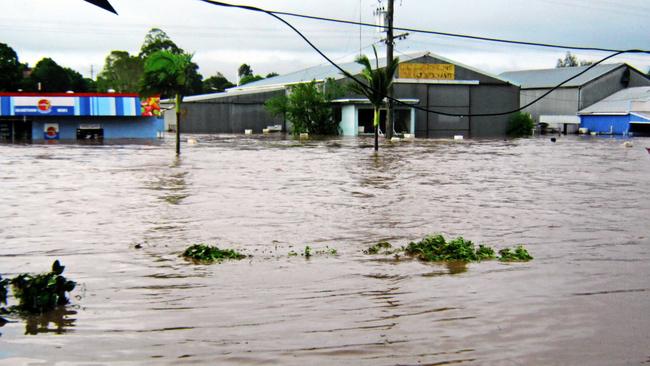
[385,0,395,140]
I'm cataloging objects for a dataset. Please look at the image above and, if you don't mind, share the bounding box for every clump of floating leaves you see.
[182,244,247,263]
[364,234,533,263]
[10,260,76,314]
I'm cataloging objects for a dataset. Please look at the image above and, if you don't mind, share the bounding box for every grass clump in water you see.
[405,234,496,262]
[182,244,247,263]
[10,260,76,314]
[498,245,533,262]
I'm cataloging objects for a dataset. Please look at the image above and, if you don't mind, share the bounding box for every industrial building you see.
[171,52,520,138]
[0,93,164,142]
[578,86,650,136]
[499,63,650,133]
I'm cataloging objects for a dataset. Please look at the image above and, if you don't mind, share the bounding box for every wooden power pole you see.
[385,0,395,140]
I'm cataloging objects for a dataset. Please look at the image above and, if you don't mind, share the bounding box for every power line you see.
[196,0,649,117]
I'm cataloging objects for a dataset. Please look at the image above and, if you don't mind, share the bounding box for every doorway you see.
[76,128,104,141]
[0,120,33,142]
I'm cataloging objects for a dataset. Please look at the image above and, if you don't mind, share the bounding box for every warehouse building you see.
[499,63,650,133]
[578,86,650,136]
[172,52,520,138]
[0,93,163,142]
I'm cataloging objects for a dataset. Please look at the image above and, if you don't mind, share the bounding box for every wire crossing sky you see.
[2,0,649,82]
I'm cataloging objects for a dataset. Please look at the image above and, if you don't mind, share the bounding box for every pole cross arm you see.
[83,0,118,14]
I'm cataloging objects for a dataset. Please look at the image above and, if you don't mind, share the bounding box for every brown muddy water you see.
[1,135,649,365]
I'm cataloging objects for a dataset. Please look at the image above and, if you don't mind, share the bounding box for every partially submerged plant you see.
[0,274,8,305]
[498,245,534,262]
[364,241,394,255]
[182,244,246,263]
[10,260,76,314]
[303,246,312,258]
[367,234,532,264]
[405,234,496,262]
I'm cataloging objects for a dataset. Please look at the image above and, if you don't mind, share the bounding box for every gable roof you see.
[579,86,650,115]
[232,51,510,91]
[499,63,625,89]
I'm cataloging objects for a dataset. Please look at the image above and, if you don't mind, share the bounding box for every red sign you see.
[37,99,51,112]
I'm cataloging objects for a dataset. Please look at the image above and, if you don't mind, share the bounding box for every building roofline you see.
[0,92,143,97]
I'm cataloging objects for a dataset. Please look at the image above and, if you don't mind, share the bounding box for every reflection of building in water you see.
[0,93,164,143]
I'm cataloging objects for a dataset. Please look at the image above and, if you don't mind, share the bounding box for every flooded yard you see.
[1,135,649,365]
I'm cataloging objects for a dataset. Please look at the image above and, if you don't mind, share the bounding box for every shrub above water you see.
[507,112,535,137]
[498,245,534,262]
[182,244,247,263]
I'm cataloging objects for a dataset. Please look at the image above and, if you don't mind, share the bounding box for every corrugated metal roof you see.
[230,51,511,91]
[499,63,624,89]
[579,86,650,115]
[181,85,285,103]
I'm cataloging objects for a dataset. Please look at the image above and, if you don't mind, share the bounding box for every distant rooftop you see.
[579,86,650,115]
[499,63,625,89]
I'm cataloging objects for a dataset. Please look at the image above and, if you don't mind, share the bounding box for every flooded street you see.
[1,135,649,365]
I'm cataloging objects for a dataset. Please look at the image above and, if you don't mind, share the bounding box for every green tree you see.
[239,74,264,86]
[0,43,23,91]
[203,72,235,92]
[139,28,183,59]
[556,51,595,68]
[96,50,143,92]
[26,58,70,92]
[139,28,203,95]
[141,50,193,155]
[266,79,343,136]
[266,72,279,78]
[348,46,399,151]
[238,63,252,79]
[63,67,92,92]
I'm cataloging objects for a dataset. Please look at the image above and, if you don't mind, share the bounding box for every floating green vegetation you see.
[363,241,395,255]
[405,234,497,262]
[10,260,76,314]
[498,245,534,262]
[288,245,337,258]
[365,234,532,264]
[0,274,8,304]
[182,244,247,263]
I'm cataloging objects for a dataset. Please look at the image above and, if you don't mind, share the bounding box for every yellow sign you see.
[399,63,455,80]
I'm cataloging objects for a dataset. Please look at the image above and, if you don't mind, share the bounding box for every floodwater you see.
[1,135,649,365]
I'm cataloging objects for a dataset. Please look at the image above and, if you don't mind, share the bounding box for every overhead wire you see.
[196,0,649,117]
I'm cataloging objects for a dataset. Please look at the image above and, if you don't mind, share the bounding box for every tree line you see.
[0,28,277,96]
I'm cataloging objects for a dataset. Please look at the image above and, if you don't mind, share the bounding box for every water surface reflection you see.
[0,135,649,365]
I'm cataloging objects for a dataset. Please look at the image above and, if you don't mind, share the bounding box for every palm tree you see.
[141,50,193,156]
[348,46,400,151]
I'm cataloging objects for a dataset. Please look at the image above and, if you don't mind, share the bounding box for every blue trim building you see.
[0,93,164,142]
[578,87,650,136]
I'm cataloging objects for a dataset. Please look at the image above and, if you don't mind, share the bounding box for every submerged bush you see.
[10,260,76,314]
[182,244,246,263]
[498,245,534,262]
[507,112,535,137]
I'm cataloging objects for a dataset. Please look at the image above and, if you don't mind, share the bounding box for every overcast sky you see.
[2,0,649,83]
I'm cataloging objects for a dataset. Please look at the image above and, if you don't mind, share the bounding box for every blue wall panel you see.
[31,117,164,141]
[580,115,631,134]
